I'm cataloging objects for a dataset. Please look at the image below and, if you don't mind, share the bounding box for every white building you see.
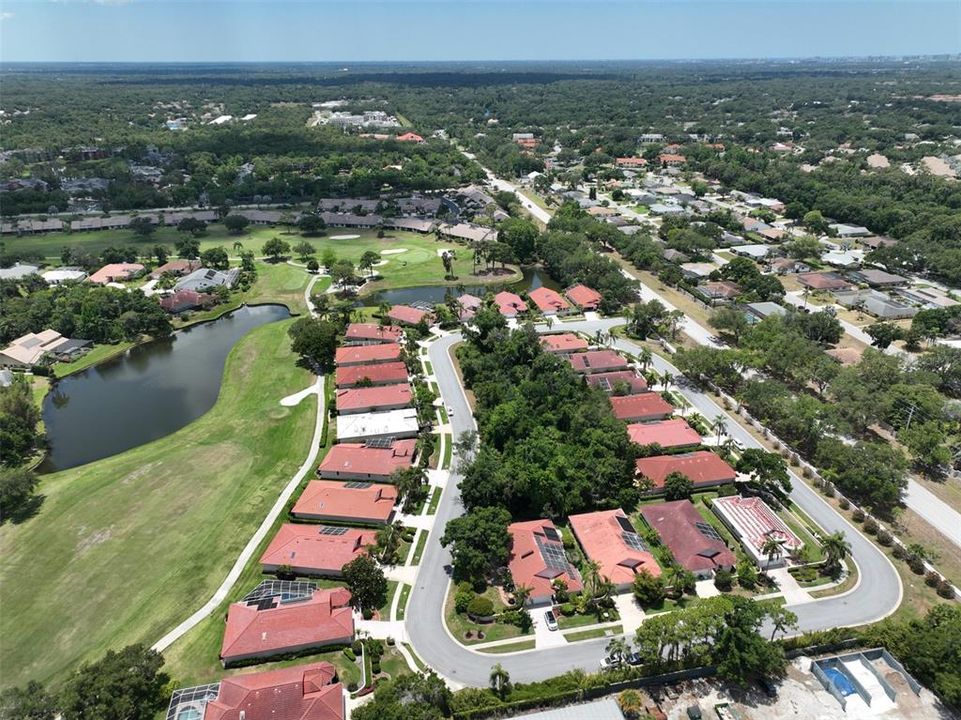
[336,408,420,443]
[712,495,803,569]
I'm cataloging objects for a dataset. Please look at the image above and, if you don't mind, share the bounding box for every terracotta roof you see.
[634,451,736,489]
[260,524,376,575]
[507,519,583,603]
[335,383,412,414]
[712,495,803,553]
[699,281,741,300]
[221,588,354,663]
[639,500,736,575]
[335,361,409,388]
[569,509,661,587]
[150,259,201,278]
[627,418,701,449]
[344,323,403,344]
[565,284,602,310]
[334,343,402,366]
[616,157,648,167]
[659,153,686,164]
[540,333,588,354]
[387,305,431,326]
[493,291,528,317]
[203,661,344,720]
[796,272,852,291]
[293,480,399,523]
[585,371,648,394]
[457,294,483,320]
[528,287,571,314]
[317,439,417,481]
[1,329,70,365]
[568,350,628,374]
[88,263,145,284]
[396,132,424,143]
[610,393,673,421]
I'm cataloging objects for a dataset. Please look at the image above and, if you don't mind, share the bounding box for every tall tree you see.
[58,645,169,720]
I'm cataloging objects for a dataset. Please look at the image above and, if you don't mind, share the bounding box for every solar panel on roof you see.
[695,521,723,542]
[318,525,349,536]
[242,579,317,604]
[255,597,276,611]
[622,532,648,552]
[615,515,637,533]
[535,536,569,570]
[542,526,561,542]
[343,481,373,489]
[365,437,394,449]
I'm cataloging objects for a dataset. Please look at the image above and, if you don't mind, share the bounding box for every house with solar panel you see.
[507,519,583,606]
[259,524,377,577]
[568,509,661,592]
[638,500,736,579]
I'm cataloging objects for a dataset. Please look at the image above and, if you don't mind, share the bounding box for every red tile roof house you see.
[627,418,702,450]
[334,343,403,367]
[150,259,201,279]
[493,291,528,318]
[88,262,146,284]
[711,495,803,569]
[634,451,737,494]
[616,157,649,168]
[220,587,354,666]
[528,287,573,316]
[796,272,854,292]
[610,393,673,422]
[195,662,344,720]
[658,153,686,166]
[564,284,603,312]
[159,290,215,314]
[540,332,589,355]
[457,293,483,321]
[586,371,648,395]
[507,519,583,606]
[387,304,433,327]
[335,383,412,415]
[335,361,409,388]
[260,524,377,576]
[568,509,661,592]
[317,438,417,482]
[396,132,424,143]
[568,349,629,375]
[293,480,399,524]
[343,323,403,345]
[697,281,742,305]
[639,500,736,579]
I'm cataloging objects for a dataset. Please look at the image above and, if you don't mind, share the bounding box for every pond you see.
[39,304,292,473]
[357,267,560,307]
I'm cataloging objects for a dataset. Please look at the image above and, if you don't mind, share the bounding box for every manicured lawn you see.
[441,434,453,469]
[410,529,429,565]
[51,341,136,378]
[402,642,427,671]
[556,609,619,630]
[396,584,412,620]
[779,506,825,562]
[478,639,536,654]
[565,625,622,642]
[426,487,442,515]
[424,360,433,375]
[443,586,530,646]
[0,319,317,690]
[377,647,411,680]
[380,581,400,619]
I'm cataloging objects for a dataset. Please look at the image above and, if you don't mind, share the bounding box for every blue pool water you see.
[823,667,857,696]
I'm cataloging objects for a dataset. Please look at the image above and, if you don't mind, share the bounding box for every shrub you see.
[839,498,850,510]
[455,587,474,614]
[908,555,926,575]
[892,545,907,560]
[876,529,893,546]
[559,603,575,616]
[386,637,395,646]
[925,570,942,587]
[347,681,358,692]
[467,595,494,618]
[802,467,812,479]
[937,580,956,599]
[343,647,356,661]
[863,517,878,535]
[371,661,381,674]
[472,579,488,594]
[352,640,363,654]
[852,508,865,522]
[714,568,734,591]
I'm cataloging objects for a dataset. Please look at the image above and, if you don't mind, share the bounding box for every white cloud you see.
[0,11,14,20]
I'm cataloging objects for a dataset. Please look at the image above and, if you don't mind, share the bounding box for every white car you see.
[544,610,558,631]
[447,406,454,416]
[600,655,622,669]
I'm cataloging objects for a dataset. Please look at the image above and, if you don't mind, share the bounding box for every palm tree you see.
[489,663,511,699]
[637,346,653,372]
[661,372,675,392]
[606,637,629,662]
[581,559,601,607]
[822,531,851,576]
[232,240,244,253]
[711,416,727,445]
[768,605,799,641]
[375,520,405,564]
[544,315,554,330]
[761,536,783,566]
[617,689,646,719]
[512,584,532,608]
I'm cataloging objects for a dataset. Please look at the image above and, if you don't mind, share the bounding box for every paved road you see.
[458,146,552,225]
[903,481,961,549]
[408,319,903,687]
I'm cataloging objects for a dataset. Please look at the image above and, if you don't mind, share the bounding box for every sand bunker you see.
[330,234,361,240]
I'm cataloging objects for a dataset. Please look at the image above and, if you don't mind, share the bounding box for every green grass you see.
[0,319,317,690]
[410,529,429,565]
[556,610,619,630]
[443,586,530,646]
[437,406,448,424]
[426,487,442,515]
[779,506,825,563]
[51,341,136,378]
[441,434,453,469]
[424,360,433,375]
[378,647,411,680]
[402,643,427,671]
[565,626,623,642]
[477,640,537,654]
[396,584,412,620]
[380,581,400,619]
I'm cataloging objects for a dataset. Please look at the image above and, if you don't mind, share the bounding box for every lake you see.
[39,304,292,472]
[358,267,560,307]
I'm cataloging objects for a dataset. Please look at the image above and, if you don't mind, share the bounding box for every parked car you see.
[626,651,642,666]
[544,610,558,631]
[447,406,454,416]
[600,655,622,669]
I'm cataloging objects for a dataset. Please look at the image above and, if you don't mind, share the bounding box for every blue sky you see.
[1,1,958,63]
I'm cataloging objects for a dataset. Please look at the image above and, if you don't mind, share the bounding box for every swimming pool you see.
[823,666,857,696]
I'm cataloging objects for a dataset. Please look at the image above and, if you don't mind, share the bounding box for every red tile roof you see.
[220,588,354,664]
[151,259,200,278]
[493,291,528,317]
[564,284,602,310]
[387,304,431,326]
[318,439,417,480]
[528,287,571,314]
[88,263,145,284]
[335,361,409,388]
[796,272,852,291]
[568,349,629,374]
[507,519,583,604]
[586,371,648,394]
[293,480,399,523]
[711,495,803,554]
[344,323,403,344]
[159,290,212,313]
[658,153,686,165]
[335,383,412,414]
[540,333,589,354]
[396,132,424,143]
[627,418,701,449]
[634,451,736,490]
[203,661,344,720]
[569,509,661,588]
[334,343,402,366]
[260,524,376,575]
[639,500,736,575]
[610,393,673,422]
[616,157,648,167]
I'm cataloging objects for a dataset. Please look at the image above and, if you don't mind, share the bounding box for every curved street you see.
[406,318,903,687]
